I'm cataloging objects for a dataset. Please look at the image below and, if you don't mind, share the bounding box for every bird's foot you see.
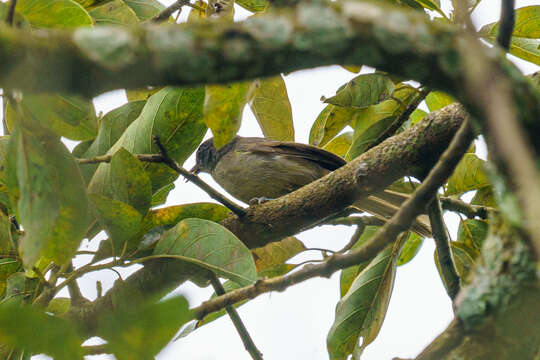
[249,197,272,205]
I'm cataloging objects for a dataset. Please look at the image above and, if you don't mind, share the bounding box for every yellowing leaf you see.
[446,154,490,196]
[89,0,139,25]
[110,148,152,215]
[323,132,353,157]
[252,236,305,271]
[309,105,356,147]
[16,0,92,28]
[425,91,455,112]
[6,128,88,268]
[204,82,253,148]
[124,0,165,21]
[236,0,268,12]
[250,76,294,141]
[322,73,395,109]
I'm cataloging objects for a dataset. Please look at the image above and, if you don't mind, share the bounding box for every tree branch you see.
[439,197,489,219]
[428,197,460,300]
[5,0,16,27]
[76,153,164,164]
[209,274,263,360]
[149,0,188,23]
[496,0,515,51]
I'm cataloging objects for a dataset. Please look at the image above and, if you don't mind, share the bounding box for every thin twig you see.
[152,135,246,216]
[326,216,385,227]
[83,344,110,356]
[337,223,365,254]
[77,153,164,164]
[496,0,515,51]
[428,197,460,300]
[149,0,188,23]
[192,118,474,319]
[209,274,264,360]
[5,0,17,27]
[439,197,490,219]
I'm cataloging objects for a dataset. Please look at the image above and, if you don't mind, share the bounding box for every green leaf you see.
[204,82,253,148]
[236,0,268,12]
[480,6,540,39]
[78,100,145,184]
[0,210,13,254]
[252,236,305,272]
[126,87,162,102]
[0,260,21,297]
[446,154,490,196]
[435,241,477,282]
[89,0,139,25]
[409,108,427,126]
[0,305,83,359]
[0,2,31,28]
[479,10,540,65]
[397,232,423,266]
[89,194,142,257]
[250,76,294,141]
[414,0,442,12]
[151,183,175,207]
[110,148,152,215]
[425,91,454,112]
[2,273,27,306]
[346,84,420,160]
[338,226,379,298]
[98,296,192,360]
[141,203,230,234]
[16,0,92,28]
[322,132,353,157]
[341,65,362,73]
[6,128,89,268]
[322,74,395,109]
[89,87,206,196]
[7,95,98,141]
[457,219,488,252]
[471,186,495,207]
[46,297,71,315]
[124,0,165,21]
[154,218,257,286]
[328,235,405,359]
[309,105,356,147]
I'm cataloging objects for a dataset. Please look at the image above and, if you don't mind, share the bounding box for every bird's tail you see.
[352,189,432,238]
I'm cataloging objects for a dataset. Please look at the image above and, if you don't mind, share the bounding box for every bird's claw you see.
[249,197,272,205]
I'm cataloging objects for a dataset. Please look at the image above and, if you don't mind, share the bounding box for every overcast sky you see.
[13,0,539,359]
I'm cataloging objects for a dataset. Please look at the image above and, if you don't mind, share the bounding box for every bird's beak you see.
[190,164,201,175]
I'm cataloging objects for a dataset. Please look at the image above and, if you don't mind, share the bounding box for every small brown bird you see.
[192,136,431,237]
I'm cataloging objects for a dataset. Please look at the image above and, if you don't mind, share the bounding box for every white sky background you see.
[3,0,536,359]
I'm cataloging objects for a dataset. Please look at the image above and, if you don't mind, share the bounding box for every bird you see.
[191,136,431,237]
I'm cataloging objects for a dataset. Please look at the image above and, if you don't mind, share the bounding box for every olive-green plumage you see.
[193,136,431,237]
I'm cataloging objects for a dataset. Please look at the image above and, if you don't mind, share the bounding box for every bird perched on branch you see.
[192,136,431,237]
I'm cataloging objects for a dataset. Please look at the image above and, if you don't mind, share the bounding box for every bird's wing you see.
[239,138,347,171]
